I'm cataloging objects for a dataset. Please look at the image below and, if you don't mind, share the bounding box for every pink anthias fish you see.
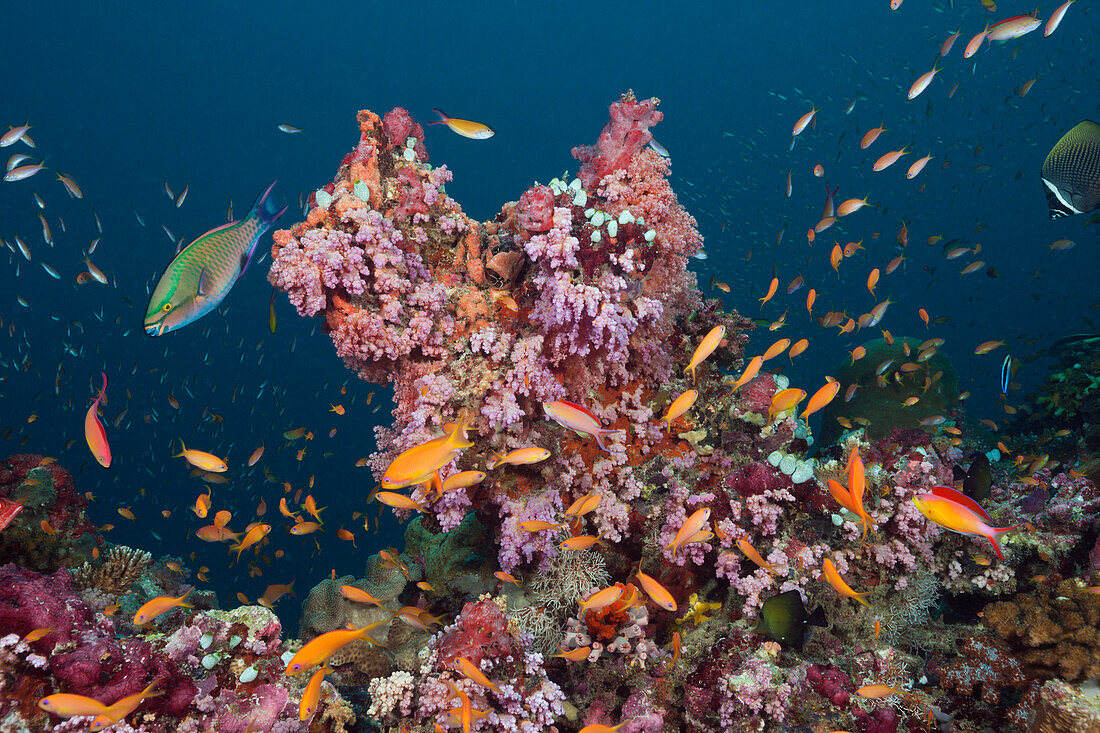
[987,14,1042,41]
[542,400,620,452]
[912,485,1019,560]
[0,498,23,531]
[3,160,45,182]
[84,373,111,468]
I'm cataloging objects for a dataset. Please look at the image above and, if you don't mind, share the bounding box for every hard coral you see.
[71,544,152,595]
[982,578,1100,681]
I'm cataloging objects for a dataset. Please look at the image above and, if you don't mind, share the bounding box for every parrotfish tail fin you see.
[428,109,448,124]
[987,525,1020,560]
[251,181,288,228]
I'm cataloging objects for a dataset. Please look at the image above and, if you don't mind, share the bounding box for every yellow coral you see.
[674,592,722,628]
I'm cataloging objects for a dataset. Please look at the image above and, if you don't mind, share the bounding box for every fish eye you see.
[163,303,173,312]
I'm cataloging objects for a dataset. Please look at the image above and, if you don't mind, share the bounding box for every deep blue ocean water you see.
[0,1,1096,630]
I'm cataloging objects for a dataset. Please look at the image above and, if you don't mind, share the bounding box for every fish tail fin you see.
[174,439,186,458]
[428,109,448,124]
[250,181,287,227]
[987,525,1020,560]
[594,428,617,453]
[854,592,873,607]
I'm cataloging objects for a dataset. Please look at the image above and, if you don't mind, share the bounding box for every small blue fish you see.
[1000,354,1012,395]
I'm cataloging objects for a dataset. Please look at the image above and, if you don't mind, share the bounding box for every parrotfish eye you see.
[163,303,173,312]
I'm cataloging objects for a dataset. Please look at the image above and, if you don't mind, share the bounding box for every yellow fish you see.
[174,440,227,472]
[427,109,495,139]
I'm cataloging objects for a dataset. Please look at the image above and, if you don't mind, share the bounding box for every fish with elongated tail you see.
[144,181,286,336]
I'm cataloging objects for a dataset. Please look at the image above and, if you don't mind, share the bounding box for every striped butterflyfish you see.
[1041,120,1100,219]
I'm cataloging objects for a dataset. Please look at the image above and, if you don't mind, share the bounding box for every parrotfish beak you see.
[144,319,167,337]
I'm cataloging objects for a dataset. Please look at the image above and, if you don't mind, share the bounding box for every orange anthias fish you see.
[800,381,840,419]
[192,492,211,518]
[768,388,806,422]
[133,589,193,625]
[726,355,763,391]
[375,491,427,512]
[441,470,487,493]
[444,681,490,732]
[912,489,1018,560]
[685,325,726,383]
[553,645,592,662]
[231,524,271,561]
[856,683,905,699]
[381,413,474,490]
[488,446,551,469]
[665,507,711,560]
[820,557,872,607]
[661,389,699,430]
[635,571,677,611]
[285,620,387,674]
[761,338,791,362]
[578,584,626,616]
[340,585,386,606]
[737,536,781,574]
[195,524,241,543]
[84,372,111,468]
[38,693,116,719]
[455,656,502,692]
[174,441,227,472]
[299,664,329,720]
[88,681,163,731]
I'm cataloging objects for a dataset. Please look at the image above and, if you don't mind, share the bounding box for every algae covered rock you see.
[820,336,957,447]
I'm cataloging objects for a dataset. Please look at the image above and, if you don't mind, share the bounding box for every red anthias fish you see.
[0,498,24,531]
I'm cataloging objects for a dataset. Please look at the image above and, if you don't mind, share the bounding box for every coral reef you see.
[5,95,1098,733]
[260,97,1100,733]
[982,576,1100,681]
[0,557,353,731]
[0,454,99,572]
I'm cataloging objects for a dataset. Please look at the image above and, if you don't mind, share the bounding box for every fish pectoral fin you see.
[196,268,210,298]
[239,243,259,275]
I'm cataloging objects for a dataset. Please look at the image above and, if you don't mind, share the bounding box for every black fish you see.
[756,590,827,649]
[964,454,992,500]
[1041,120,1100,219]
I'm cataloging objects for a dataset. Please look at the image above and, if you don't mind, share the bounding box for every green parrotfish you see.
[144,181,286,336]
